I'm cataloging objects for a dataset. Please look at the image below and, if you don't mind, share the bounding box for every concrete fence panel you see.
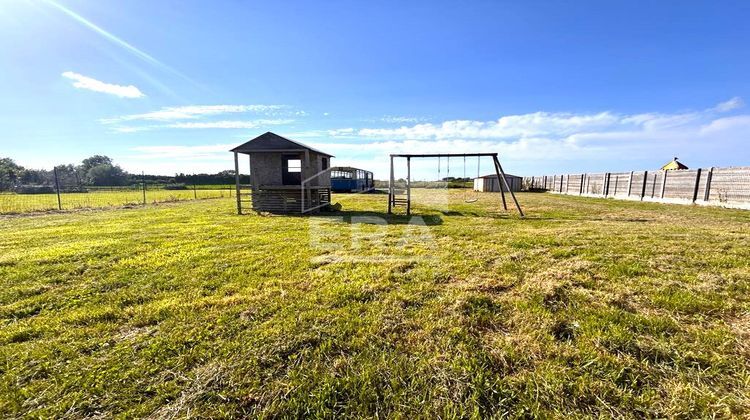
[524,166,750,210]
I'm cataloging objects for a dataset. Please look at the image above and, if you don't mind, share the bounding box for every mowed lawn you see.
[1,190,749,418]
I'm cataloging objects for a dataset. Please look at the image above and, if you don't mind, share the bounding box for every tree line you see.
[0,156,248,191]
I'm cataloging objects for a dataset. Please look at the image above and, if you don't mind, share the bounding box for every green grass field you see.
[1,190,749,418]
[0,187,233,214]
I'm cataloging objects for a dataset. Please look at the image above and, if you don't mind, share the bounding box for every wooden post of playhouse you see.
[406,156,411,215]
[303,150,311,213]
[493,155,524,217]
[388,155,394,214]
[234,152,241,215]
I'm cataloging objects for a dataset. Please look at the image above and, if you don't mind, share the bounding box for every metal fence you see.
[523,167,750,210]
[1,174,234,215]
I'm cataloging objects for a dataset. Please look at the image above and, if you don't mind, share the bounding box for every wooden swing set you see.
[387,153,524,217]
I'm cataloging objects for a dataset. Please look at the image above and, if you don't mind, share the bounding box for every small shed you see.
[473,173,523,192]
[661,157,689,170]
[230,132,333,214]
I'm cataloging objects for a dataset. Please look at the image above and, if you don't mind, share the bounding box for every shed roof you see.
[331,166,372,173]
[661,157,688,170]
[230,132,334,157]
[475,173,521,179]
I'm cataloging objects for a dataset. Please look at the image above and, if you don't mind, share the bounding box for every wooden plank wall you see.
[250,188,331,214]
[523,167,750,210]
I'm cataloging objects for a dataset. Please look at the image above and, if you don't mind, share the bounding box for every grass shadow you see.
[321,209,444,226]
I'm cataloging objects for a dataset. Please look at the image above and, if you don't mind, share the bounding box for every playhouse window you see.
[282,156,302,185]
[286,159,301,173]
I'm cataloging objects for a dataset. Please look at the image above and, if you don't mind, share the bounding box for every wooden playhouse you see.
[231,132,333,214]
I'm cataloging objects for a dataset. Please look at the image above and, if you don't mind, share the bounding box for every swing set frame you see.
[387,153,524,217]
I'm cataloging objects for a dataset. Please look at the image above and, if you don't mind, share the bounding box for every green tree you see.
[0,157,25,190]
[54,164,81,189]
[85,164,128,186]
[19,168,50,185]
[79,155,113,174]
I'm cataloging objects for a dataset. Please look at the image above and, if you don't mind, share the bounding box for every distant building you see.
[661,157,689,170]
[473,173,523,192]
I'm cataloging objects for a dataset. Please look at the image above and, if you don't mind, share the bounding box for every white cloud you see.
[327,128,356,136]
[358,112,622,140]
[101,104,300,133]
[129,144,234,160]
[700,115,750,134]
[381,115,427,124]
[112,119,293,132]
[713,96,744,112]
[62,71,144,98]
[122,98,749,177]
[101,105,287,123]
[164,119,294,129]
[351,98,745,143]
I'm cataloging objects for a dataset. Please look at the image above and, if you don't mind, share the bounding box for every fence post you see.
[142,172,146,205]
[660,170,668,199]
[640,170,648,200]
[559,175,564,193]
[603,173,610,197]
[193,184,197,199]
[579,173,584,195]
[586,173,590,194]
[613,175,619,196]
[53,166,62,210]
[627,171,634,197]
[692,168,702,203]
[704,167,713,201]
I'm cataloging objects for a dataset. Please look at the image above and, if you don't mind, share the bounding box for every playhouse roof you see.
[661,157,688,170]
[230,132,334,157]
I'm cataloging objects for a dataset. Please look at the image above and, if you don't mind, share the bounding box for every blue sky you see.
[1,0,749,179]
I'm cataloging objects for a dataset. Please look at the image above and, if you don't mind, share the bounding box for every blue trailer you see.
[331,167,374,193]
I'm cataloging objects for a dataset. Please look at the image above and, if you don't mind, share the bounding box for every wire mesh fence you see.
[0,180,235,214]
